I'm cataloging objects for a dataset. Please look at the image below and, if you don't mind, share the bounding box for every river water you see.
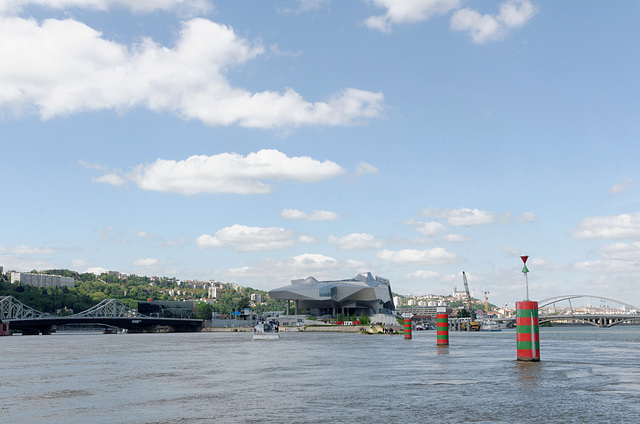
[1,326,639,423]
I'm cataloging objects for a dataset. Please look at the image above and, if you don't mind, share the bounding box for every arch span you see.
[538,295,639,312]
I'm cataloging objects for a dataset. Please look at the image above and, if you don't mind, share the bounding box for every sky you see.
[1,0,640,309]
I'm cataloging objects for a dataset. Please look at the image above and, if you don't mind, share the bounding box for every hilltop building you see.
[268,272,395,319]
[10,272,74,288]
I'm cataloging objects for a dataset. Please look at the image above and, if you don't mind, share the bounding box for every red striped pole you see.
[404,317,412,339]
[516,300,540,361]
[436,306,449,346]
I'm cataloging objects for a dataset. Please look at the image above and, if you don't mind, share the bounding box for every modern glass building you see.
[268,272,395,318]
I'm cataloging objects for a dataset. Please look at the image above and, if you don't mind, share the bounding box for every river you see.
[1,326,639,423]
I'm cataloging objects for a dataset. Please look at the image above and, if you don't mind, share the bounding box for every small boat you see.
[253,321,280,340]
[479,319,502,332]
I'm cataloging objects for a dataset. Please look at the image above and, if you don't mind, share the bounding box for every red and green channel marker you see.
[436,306,449,346]
[404,317,412,339]
[516,300,540,361]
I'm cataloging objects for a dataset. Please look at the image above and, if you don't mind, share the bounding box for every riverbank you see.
[203,324,400,334]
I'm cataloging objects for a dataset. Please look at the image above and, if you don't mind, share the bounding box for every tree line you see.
[0,269,285,320]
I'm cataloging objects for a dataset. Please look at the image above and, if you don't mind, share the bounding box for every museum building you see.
[268,272,395,318]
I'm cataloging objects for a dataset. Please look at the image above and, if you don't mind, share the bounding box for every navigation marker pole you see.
[404,314,412,340]
[522,255,530,301]
[516,256,540,362]
[436,306,449,346]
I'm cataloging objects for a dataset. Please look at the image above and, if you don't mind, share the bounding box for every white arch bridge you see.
[0,296,203,335]
[533,295,640,328]
[488,295,640,328]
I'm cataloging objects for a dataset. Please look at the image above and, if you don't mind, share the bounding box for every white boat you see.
[253,322,280,340]
[479,319,502,332]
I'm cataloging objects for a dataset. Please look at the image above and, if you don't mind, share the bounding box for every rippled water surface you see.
[1,326,639,423]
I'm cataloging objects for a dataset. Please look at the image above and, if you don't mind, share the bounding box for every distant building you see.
[268,272,395,318]
[137,301,196,318]
[399,305,453,318]
[208,287,218,298]
[251,293,263,304]
[10,272,74,288]
[452,286,467,300]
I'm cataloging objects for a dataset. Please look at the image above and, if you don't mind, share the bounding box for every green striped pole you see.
[516,256,540,361]
[516,301,540,361]
[436,306,449,346]
[404,316,412,339]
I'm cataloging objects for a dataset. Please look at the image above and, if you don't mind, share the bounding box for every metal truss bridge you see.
[0,296,203,335]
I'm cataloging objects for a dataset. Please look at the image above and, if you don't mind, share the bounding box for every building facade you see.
[10,272,74,288]
[268,272,395,318]
[137,301,196,318]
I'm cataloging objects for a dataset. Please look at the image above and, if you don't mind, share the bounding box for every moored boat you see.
[479,319,502,332]
[253,321,280,340]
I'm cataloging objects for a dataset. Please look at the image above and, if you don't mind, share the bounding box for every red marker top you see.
[520,256,529,264]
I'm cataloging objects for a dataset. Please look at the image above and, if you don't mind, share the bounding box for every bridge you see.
[489,295,640,328]
[535,295,640,328]
[0,296,203,335]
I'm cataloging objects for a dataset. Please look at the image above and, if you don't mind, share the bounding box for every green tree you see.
[197,302,214,320]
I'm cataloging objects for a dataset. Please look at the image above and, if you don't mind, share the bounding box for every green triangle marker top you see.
[522,264,529,273]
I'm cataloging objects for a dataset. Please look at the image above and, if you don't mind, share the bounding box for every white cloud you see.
[451,0,537,44]
[70,258,91,268]
[0,16,384,128]
[279,0,329,14]
[413,221,446,236]
[420,207,495,226]
[354,162,379,176]
[573,212,640,240]
[0,245,54,255]
[572,241,640,276]
[573,259,640,274]
[376,247,460,265]
[328,233,383,250]
[78,160,107,171]
[92,173,127,188]
[364,0,461,33]
[87,266,109,275]
[518,211,538,222]
[442,233,470,242]
[196,225,296,251]
[2,1,213,15]
[609,178,635,194]
[94,150,344,195]
[298,235,321,244]
[599,242,640,261]
[406,270,441,280]
[224,253,367,286]
[364,0,536,43]
[281,208,339,221]
[132,257,160,267]
[94,225,128,243]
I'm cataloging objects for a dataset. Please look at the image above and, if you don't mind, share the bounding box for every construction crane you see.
[462,271,473,319]
[462,272,479,330]
[474,289,490,315]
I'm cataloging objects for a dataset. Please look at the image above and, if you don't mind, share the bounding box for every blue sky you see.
[2,0,640,308]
